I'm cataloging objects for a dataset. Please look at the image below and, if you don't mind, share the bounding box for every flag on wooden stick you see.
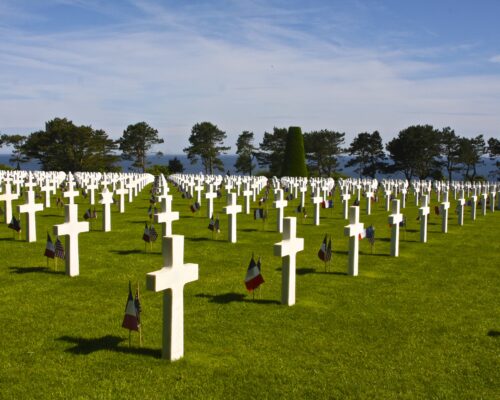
[142,223,150,243]
[122,281,140,331]
[318,235,328,261]
[8,216,21,232]
[44,233,55,259]
[244,255,264,291]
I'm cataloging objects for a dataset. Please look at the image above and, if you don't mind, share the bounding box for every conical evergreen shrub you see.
[281,126,308,177]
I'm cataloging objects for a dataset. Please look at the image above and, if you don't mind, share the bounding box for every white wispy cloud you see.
[0,0,499,153]
[490,55,500,63]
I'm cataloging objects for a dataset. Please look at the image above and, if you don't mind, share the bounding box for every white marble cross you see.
[343,206,364,276]
[114,180,128,213]
[146,235,198,361]
[440,190,450,233]
[490,190,497,213]
[17,187,44,242]
[384,189,392,212]
[419,194,430,243]
[299,184,307,208]
[470,190,478,221]
[40,178,53,208]
[63,173,80,204]
[194,181,203,204]
[388,199,403,257]
[155,195,179,237]
[457,190,466,226]
[365,190,373,215]
[243,182,253,215]
[86,179,99,205]
[0,181,19,223]
[273,189,288,233]
[341,188,351,220]
[312,188,323,226]
[223,192,242,243]
[204,184,217,218]
[53,204,89,277]
[400,188,407,209]
[480,189,488,216]
[274,217,304,306]
[126,179,135,202]
[99,187,114,232]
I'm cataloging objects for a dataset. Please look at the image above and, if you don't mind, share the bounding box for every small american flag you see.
[149,225,158,242]
[55,236,65,259]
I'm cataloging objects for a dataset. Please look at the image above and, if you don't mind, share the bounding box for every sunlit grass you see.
[1,183,498,399]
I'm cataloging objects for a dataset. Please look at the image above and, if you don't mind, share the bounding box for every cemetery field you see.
[1,185,499,399]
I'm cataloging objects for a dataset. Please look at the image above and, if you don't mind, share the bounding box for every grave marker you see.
[388,199,403,257]
[419,194,430,243]
[343,206,364,276]
[53,204,89,277]
[274,217,304,306]
[146,235,198,361]
[223,192,242,243]
[17,184,44,243]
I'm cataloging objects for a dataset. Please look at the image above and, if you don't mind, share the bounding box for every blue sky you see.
[1,0,499,153]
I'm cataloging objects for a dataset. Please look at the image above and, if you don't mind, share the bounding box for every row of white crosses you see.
[0,170,154,277]
[147,174,198,361]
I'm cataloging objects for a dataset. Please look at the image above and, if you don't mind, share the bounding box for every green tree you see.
[303,129,345,177]
[23,118,119,172]
[386,125,441,180]
[457,135,486,181]
[488,137,500,180]
[1,134,30,169]
[234,131,256,175]
[168,157,185,174]
[118,122,164,172]
[282,127,308,177]
[345,131,385,178]
[183,122,230,174]
[255,127,288,176]
[146,164,170,176]
[437,127,461,181]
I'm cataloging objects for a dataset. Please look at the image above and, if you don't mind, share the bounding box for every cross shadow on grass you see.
[359,252,390,257]
[196,293,280,305]
[110,249,144,255]
[186,237,212,242]
[241,228,258,232]
[57,335,161,358]
[0,237,16,241]
[275,267,316,276]
[9,266,64,275]
[487,330,499,337]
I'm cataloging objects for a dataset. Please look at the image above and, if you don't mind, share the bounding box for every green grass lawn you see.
[1,184,499,399]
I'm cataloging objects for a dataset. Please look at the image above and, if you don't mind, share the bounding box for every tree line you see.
[0,117,498,181]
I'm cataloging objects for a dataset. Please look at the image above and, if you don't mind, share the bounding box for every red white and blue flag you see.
[44,233,55,259]
[122,281,140,331]
[8,216,21,232]
[142,223,150,242]
[318,235,328,261]
[244,256,264,291]
[149,224,158,242]
[55,236,65,259]
[326,237,332,262]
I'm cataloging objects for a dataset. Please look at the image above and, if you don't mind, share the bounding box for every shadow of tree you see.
[57,335,161,358]
[195,292,280,305]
